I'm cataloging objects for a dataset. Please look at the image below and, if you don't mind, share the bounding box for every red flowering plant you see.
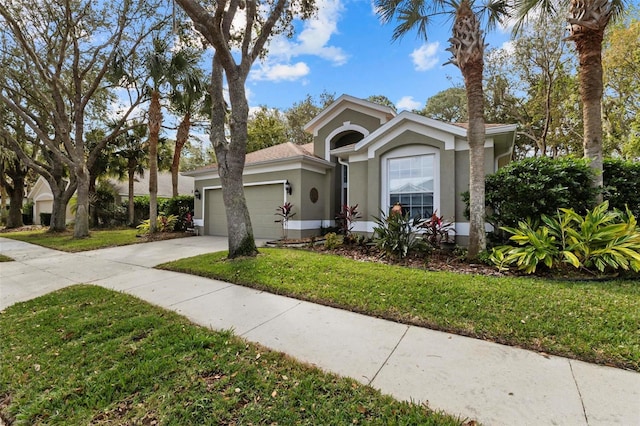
[420,210,455,248]
[274,202,296,240]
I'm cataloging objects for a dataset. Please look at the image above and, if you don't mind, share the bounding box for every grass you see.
[0,254,13,262]
[159,248,640,371]
[0,228,186,252]
[0,285,462,426]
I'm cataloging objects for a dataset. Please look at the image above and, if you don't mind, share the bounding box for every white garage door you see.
[205,184,284,239]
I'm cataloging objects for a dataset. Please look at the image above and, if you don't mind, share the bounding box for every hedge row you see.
[464,157,640,242]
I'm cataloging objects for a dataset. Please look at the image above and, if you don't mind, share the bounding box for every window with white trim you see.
[388,155,434,218]
[381,145,439,219]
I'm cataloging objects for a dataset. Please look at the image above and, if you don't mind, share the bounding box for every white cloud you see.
[250,0,347,83]
[410,42,440,71]
[499,40,515,54]
[269,0,347,65]
[396,96,422,111]
[250,62,311,82]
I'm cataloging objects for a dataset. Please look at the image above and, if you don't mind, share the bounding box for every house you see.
[186,94,517,243]
[28,172,195,225]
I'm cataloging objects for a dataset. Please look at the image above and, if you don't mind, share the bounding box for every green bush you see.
[491,202,640,275]
[373,211,427,259]
[482,157,596,230]
[162,195,194,231]
[128,196,171,226]
[324,232,343,249]
[603,159,640,217]
[40,213,52,226]
[136,214,179,234]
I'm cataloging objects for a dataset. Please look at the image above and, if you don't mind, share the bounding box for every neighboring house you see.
[185,94,517,243]
[28,172,195,225]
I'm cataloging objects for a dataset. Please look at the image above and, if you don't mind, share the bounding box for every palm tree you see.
[376,0,507,259]
[113,123,148,225]
[169,56,206,197]
[145,39,194,232]
[513,0,628,198]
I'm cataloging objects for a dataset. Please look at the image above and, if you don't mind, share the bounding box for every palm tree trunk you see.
[128,164,135,225]
[575,34,605,201]
[465,68,487,259]
[172,112,191,197]
[567,0,611,202]
[448,0,487,259]
[148,90,162,233]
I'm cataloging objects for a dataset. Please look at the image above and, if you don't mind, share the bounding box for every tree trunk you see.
[212,60,257,259]
[465,68,487,259]
[448,0,487,259]
[172,112,191,197]
[73,165,90,238]
[6,174,24,228]
[128,164,135,225]
[567,0,610,202]
[46,172,76,232]
[576,35,605,201]
[148,90,161,233]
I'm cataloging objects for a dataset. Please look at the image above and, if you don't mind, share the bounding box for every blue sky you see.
[244,0,514,111]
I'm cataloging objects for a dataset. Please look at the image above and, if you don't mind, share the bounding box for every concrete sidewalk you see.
[1,236,638,425]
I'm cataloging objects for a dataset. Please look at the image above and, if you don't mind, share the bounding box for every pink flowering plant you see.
[274,202,296,240]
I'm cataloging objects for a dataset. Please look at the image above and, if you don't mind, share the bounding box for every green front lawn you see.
[0,228,187,252]
[0,254,13,262]
[160,248,640,371]
[0,285,461,425]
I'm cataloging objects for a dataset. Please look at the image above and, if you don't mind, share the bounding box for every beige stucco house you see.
[186,94,517,242]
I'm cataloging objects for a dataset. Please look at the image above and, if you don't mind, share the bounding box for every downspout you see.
[494,133,516,171]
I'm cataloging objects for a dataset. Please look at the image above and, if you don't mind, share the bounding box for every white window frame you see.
[380,145,440,217]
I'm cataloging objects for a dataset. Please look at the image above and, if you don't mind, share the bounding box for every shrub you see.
[40,213,52,226]
[373,211,427,259]
[485,157,596,228]
[491,202,640,275]
[129,196,171,226]
[324,232,343,250]
[274,202,296,240]
[603,159,640,217]
[136,214,178,234]
[419,211,455,247]
[162,195,194,231]
[335,204,362,240]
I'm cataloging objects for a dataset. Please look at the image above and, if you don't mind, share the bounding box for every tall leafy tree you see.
[0,0,166,235]
[376,0,508,259]
[175,0,318,258]
[602,15,639,158]
[418,87,468,122]
[514,0,630,197]
[247,106,288,153]
[285,92,335,144]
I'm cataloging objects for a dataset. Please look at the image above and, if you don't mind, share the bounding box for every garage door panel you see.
[205,184,283,239]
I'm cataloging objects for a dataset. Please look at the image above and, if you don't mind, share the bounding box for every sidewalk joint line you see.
[368,324,410,386]
[569,360,589,425]
[240,301,303,337]
[167,285,235,307]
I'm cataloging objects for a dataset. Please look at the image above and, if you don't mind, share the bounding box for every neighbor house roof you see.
[109,171,194,198]
[27,172,195,200]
